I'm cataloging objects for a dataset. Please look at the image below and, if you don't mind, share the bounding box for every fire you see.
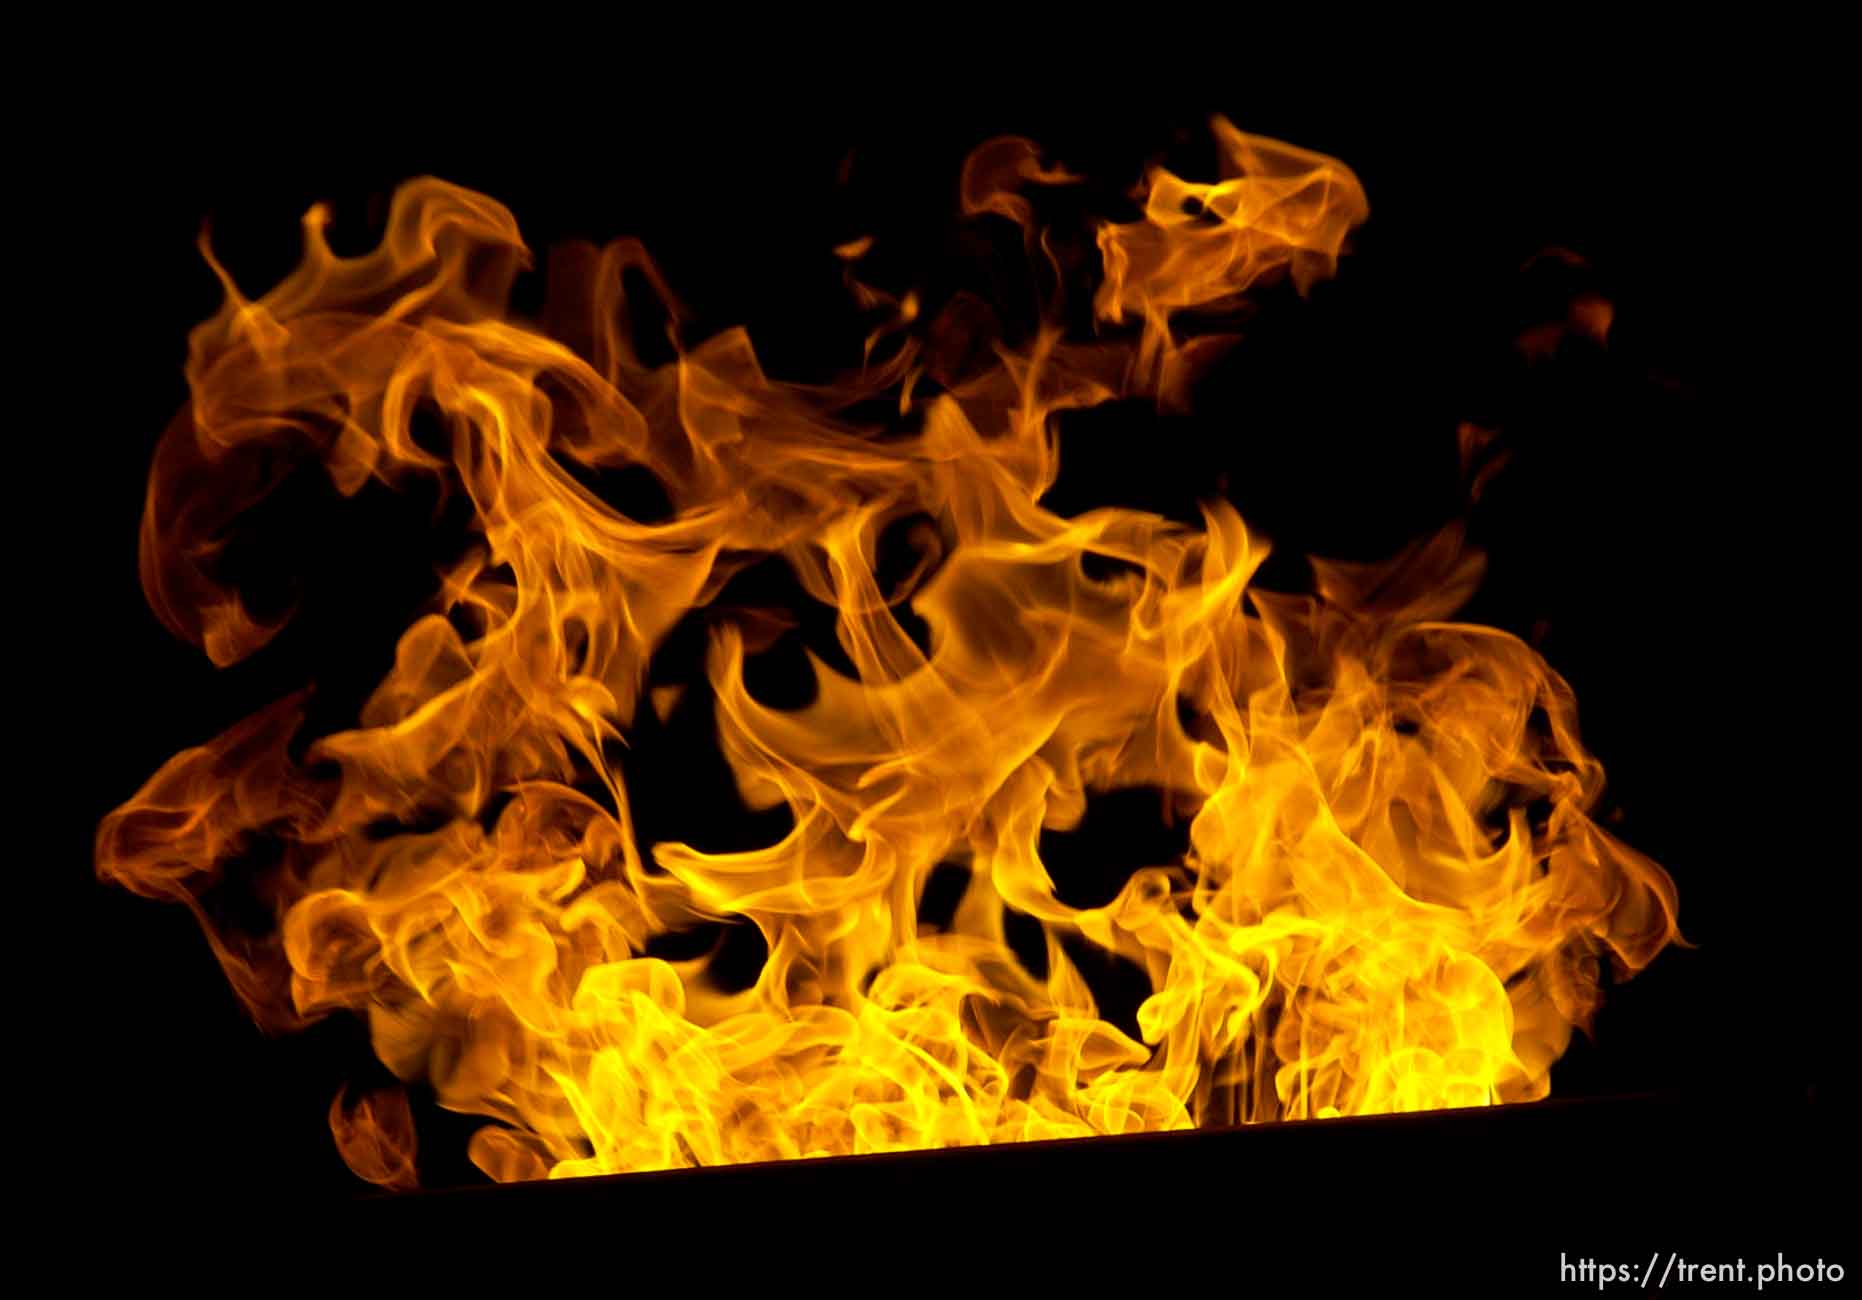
[97,118,1680,1186]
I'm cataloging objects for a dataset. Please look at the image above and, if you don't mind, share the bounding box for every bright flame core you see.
[98,119,1679,1187]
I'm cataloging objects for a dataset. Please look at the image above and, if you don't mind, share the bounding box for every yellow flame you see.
[98,118,1679,1185]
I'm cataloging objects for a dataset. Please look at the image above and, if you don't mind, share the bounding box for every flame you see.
[98,119,1679,1185]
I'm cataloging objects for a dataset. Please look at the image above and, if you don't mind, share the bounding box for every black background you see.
[66,63,1844,1267]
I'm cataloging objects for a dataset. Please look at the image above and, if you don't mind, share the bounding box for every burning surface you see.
[96,119,1679,1187]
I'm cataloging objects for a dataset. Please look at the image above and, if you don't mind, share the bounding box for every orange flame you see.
[97,119,1679,1185]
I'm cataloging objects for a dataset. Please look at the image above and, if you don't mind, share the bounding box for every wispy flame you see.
[98,119,1679,1186]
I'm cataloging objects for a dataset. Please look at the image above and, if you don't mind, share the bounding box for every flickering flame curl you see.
[98,119,1679,1185]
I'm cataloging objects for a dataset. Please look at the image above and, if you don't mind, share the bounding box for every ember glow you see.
[97,119,1680,1187]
